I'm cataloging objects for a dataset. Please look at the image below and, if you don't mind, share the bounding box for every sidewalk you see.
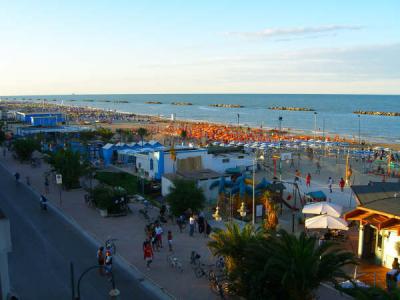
[0,148,218,300]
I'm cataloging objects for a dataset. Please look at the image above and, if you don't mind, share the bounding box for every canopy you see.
[302,202,343,218]
[305,191,327,202]
[305,215,349,230]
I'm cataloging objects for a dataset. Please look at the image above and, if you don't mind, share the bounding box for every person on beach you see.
[167,230,173,252]
[328,177,334,193]
[306,173,311,187]
[339,178,345,192]
[143,241,154,270]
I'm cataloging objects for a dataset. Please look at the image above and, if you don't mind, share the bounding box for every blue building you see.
[16,111,65,126]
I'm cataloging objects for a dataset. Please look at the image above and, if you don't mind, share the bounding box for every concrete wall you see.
[203,154,253,173]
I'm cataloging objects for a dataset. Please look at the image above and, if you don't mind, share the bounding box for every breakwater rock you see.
[268,106,315,112]
[208,104,244,108]
[171,102,193,106]
[145,101,162,104]
[354,111,400,117]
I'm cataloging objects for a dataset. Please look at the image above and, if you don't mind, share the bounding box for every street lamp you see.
[71,263,120,300]
[358,114,361,145]
[252,153,264,225]
[313,112,317,139]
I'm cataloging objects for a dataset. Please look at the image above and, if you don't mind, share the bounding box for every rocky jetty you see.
[171,102,192,106]
[208,104,244,108]
[145,101,162,104]
[268,106,315,112]
[354,111,400,117]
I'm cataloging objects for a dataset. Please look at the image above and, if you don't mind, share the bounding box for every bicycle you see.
[208,270,231,299]
[166,254,183,273]
[105,238,117,255]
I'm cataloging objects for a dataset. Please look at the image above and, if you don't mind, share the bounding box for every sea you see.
[2,94,400,144]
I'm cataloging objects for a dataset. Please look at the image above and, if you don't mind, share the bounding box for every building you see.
[16,111,65,126]
[115,144,253,181]
[162,169,230,203]
[344,182,400,268]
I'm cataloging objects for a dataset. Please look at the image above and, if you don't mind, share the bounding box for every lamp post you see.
[313,112,317,139]
[358,114,361,145]
[252,153,264,225]
[72,263,119,300]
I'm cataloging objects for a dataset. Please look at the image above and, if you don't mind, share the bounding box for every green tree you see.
[208,226,356,300]
[248,230,356,300]
[137,127,148,147]
[48,148,90,189]
[96,127,114,141]
[12,138,40,161]
[166,179,205,216]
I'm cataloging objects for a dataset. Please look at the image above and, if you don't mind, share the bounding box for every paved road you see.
[0,165,160,300]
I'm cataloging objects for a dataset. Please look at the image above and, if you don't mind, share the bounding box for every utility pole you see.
[313,112,317,139]
[358,114,361,145]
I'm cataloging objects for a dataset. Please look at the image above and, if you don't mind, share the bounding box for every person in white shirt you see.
[155,224,163,248]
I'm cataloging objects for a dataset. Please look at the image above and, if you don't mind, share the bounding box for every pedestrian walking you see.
[289,158,295,168]
[44,176,49,194]
[155,223,163,249]
[328,177,334,193]
[97,246,105,275]
[316,161,321,174]
[104,250,113,275]
[143,241,154,270]
[294,170,301,184]
[189,215,195,236]
[167,231,173,252]
[339,177,345,192]
[177,214,185,233]
[306,173,311,187]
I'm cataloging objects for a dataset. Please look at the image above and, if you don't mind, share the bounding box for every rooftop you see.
[351,182,400,207]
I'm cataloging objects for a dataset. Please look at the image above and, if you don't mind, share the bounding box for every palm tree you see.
[136,127,148,147]
[208,223,260,274]
[261,230,357,300]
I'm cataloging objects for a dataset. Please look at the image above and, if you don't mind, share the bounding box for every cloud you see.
[226,25,363,40]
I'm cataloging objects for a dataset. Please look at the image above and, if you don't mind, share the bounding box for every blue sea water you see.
[3,94,400,144]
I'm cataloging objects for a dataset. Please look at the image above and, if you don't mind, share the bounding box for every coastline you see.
[2,99,400,150]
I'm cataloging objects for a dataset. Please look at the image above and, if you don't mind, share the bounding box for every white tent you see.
[302,202,343,218]
[305,215,349,230]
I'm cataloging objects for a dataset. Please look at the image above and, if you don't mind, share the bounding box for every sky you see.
[0,0,399,95]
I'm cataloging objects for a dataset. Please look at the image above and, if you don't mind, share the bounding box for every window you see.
[222,158,230,163]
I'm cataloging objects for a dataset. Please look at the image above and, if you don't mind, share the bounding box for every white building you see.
[118,145,253,180]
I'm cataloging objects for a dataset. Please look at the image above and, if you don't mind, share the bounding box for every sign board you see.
[280,152,292,161]
[56,174,62,185]
[256,204,263,217]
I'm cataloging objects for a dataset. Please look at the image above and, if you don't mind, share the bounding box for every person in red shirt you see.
[143,241,154,269]
[306,173,311,187]
[339,177,345,192]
